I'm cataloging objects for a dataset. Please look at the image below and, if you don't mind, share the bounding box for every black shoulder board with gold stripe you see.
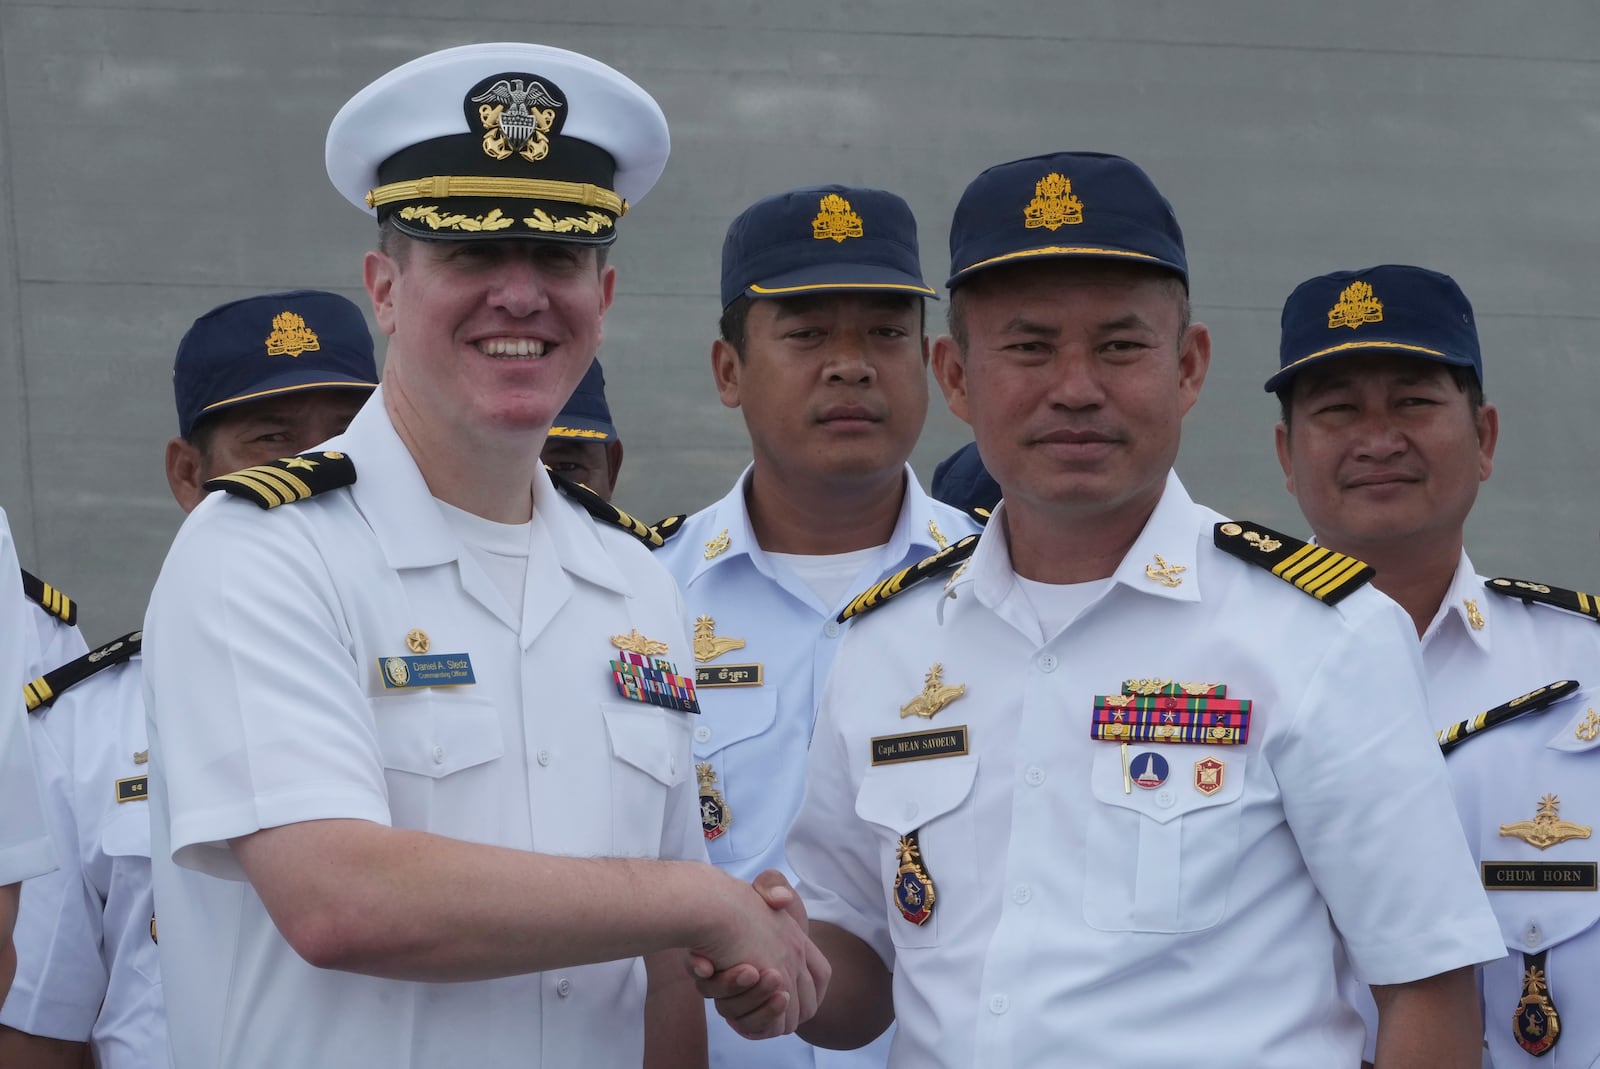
[20,568,77,625]
[1485,577,1600,623]
[838,534,981,623]
[25,630,141,713]
[204,451,356,510]
[970,506,992,525]
[1437,679,1579,756]
[1213,521,1373,606]
[650,514,687,546]
[551,474,662,548]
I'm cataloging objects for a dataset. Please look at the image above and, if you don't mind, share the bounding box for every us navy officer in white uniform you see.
[142,43,824,1069]
[1271,264,1600,1067]
[0,290,378,1068]
[655,185,978,1069]
[700,152,1506,1067]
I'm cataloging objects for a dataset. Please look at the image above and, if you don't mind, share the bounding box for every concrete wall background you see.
[1,3,1596,643]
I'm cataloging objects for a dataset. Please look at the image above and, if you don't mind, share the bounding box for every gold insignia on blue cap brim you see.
[1273,340,1451,380]
[747,281,937,297]
[199,380,378,416]
[954,244,1168,280]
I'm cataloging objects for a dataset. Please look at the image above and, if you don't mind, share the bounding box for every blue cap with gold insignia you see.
[326,42,669,245]
[946,151,1187,290]
[721,184,936,309]
[173,290,379,438]
[548,358,617,442]
[1265,264,1481,394]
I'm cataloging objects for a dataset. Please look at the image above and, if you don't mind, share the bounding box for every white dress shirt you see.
[1,508,56,887]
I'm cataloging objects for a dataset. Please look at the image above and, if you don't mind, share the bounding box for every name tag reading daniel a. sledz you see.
[378,653,477,690]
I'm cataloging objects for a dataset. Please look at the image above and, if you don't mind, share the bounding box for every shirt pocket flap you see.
[855,755,979,836]
[603,702,691,787]
[1493,888,1600,951]
[372,692,504,778]
[102,805,153,860]
[694,687,778,755]
[1089,745,1247,825]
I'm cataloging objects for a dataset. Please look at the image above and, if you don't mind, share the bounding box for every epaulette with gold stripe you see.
[649,514,687,547]
[204,451,355,510]
[1437,679,1578,756]
[551,474,662,548]
[1213,521,1373,606]
[20,568,77,625]
[1485,577,1600,623]
[837,535,981,623]
[970,506,992,525]
[25,630,141,713]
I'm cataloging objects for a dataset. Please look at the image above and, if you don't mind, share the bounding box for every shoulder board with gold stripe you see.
[551,474,662,548]
[970,506,991,525]
[1437,679,1579,756]
[1484,577,1600,623]
[25,630,141,713]
[204,451,356,510]
[20,568,77,625]
[649,514,687,546]
[1213,521,1373,606]
[838,534,981,623]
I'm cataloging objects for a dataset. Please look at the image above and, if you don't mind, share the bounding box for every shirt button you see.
[694,726,712,743]
[1024,766,1046,787]
[989,993,1009,1015]
[431,746,445,764]
[1037,653,1057,672]
[536,749,551,767]
[1155,789,1174,809]
[823,621,841,638]
[1525,924,1541,948]
[1012,884,1031,905]
[904,802,919,821]
[557,977,572,997]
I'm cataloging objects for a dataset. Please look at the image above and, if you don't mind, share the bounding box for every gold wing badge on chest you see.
[691,616,763,688]
[901,663,965,719]
[609,630,700,714]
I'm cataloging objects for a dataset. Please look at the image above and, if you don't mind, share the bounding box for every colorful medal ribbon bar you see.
[611,650,701,714]
[1091,688,1251,745]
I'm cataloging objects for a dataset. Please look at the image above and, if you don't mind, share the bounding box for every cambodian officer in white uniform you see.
[144,43,825,1069]
[0,289,378,1068]
[0,508,58,1002]
[699,152,1506,1067]
[657,185,979,1069]
[1271,263,1600,1067]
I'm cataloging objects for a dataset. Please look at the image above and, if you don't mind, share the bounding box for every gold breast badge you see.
[696,763,732,841]
[894,833,936,925]
[900,664,966,720]
[1500,794,1592,850]
[693,616,746,664]
[1513,953,1560,1055]
[406,629,430,654]
[1143,555,1186,588]
[610,629,670,656]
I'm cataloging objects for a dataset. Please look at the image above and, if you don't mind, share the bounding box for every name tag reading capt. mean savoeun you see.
[378,653,477,690]
[871,726,970,766]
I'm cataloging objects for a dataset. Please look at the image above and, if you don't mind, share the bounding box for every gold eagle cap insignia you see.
[1327,280,1384,330]
[611,629,670,656]
[265,311,321,357]
[1499,794,1592,850]
[900,663,967,719]
[812,193,864,243]
[693,616,747,664]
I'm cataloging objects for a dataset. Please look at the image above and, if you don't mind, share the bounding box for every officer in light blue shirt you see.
[655,184,981,1069]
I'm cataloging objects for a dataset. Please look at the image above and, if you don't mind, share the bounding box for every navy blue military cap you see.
[721,184,936,309]
[174,290,379,437]
[946,152,1187,290]
[548,359,618,442]
[1265,264,1481,394]
[931,442,1001,514]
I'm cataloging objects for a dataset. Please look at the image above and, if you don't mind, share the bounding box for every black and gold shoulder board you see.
[1485,577,1600,623]
[204,451,356,510]
[838,534,981,623]
[20,568,77,625]
[1213,521,1373,606]
[969,506,992,525]
[551,474,662,548]
[25,630,141,713]
[650,514,687,546]
[1437,679,1579,756]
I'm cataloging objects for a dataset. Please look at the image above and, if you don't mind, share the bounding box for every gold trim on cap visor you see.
[1278,339,1447,373]
[958,244,1163,276]
[366,175,626,217]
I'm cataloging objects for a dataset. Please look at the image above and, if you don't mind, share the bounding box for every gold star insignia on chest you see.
[406,629,430,654]
[1143,554,1186,587]
[693,616,746,664]
[611,629,670,656]
[900,663,966,719]
[1500,794,1592,850]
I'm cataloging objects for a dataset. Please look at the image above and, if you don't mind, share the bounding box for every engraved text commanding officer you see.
[143,43,823,1069]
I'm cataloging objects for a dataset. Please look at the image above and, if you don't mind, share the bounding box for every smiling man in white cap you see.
[142,43,823,1069]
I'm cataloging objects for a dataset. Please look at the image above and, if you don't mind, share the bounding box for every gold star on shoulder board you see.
[900,663,967,719]
[282,456,319,471]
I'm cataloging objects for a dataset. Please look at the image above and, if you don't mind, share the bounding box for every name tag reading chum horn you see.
[378,653,477,690]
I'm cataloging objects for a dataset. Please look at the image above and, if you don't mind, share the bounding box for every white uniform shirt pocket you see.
[370,692,505,833]
[693,688,779,863]
[854,754,979,949]
[602,702,692,858]
[1083,745,1248,933]
[100,806,161,986]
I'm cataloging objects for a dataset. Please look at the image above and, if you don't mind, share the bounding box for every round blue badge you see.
[1131,751,1169,789]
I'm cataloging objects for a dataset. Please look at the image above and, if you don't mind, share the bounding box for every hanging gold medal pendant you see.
[894,832,936,925]
[1513,950,1560,1056]
[696,762,732,841]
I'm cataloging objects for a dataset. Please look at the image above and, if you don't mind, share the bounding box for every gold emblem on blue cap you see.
[1024,172,1084,231]
[471,76,564,163]
[265,311,321,358]
[1327,280,1384,329]
[813,193,864,243]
